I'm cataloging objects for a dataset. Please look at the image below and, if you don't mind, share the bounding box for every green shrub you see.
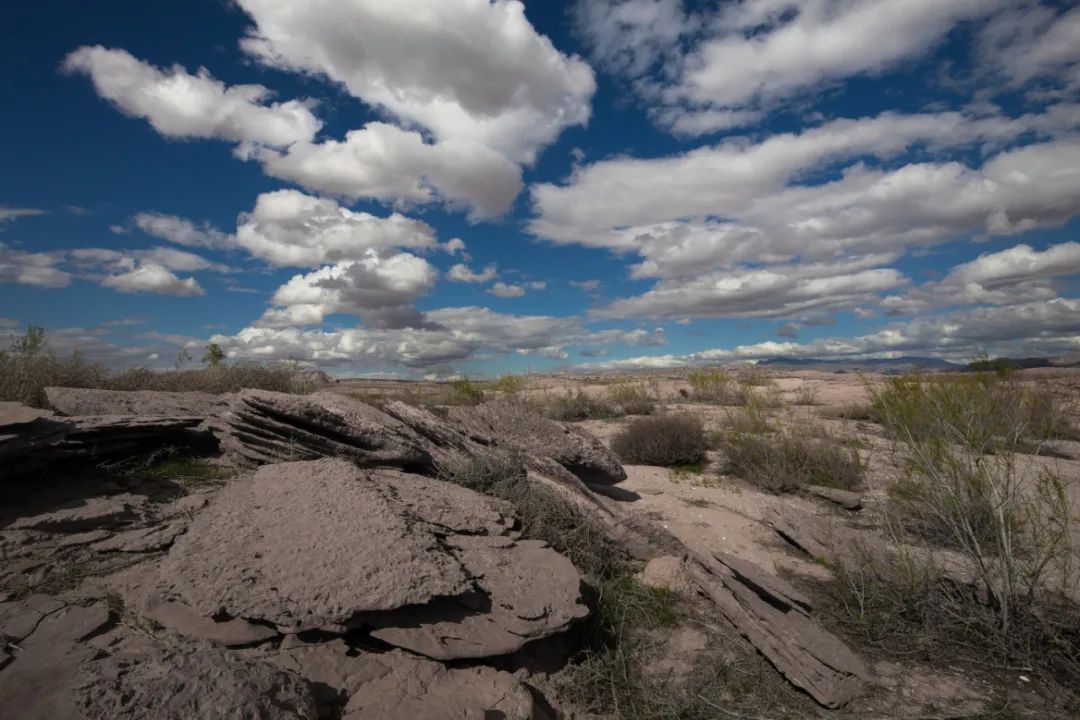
[869,371,1079,658]
[606,381,655,415]
[717,418,864,492]
[493,373,524,395]
[685,367,782,407]
[441,378,485,405]
[612,414,707,466]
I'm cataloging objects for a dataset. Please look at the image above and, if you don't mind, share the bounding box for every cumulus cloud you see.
[487,281,526,298]
[595,255,907,320]
[576,0,1006,134]
[257,252,439,330]
[237,0,595,165]
[978,4,1080,98]
[100,263,205,297]
[134,212,234,250]
[585,299,1080,369]
[63,46,321,146]
[218,306,666,370]
[447,263,498,284]
[882,242,1080,314]
[252,124,523,219]
[235,189,437,267]
[0,244,71,288]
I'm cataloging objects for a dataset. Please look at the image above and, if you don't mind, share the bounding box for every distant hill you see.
[756,356,965,373]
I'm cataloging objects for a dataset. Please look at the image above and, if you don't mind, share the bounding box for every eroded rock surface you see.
[212,389,434,469]
[45,387,223,419]
[132,459,585,659]
[261,642,542,720]
[448,400,627,484]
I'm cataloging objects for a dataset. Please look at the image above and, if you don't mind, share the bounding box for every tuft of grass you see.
[792,383,820,406]
[606,381,656,416]
[611,414,707,467]
[542,390,622,421]
[685,367,783,407]
[716,414,864,492]
[440,378,486,406]
[441,452,630,581]
[493,373,525,396]
[146,457,235,488]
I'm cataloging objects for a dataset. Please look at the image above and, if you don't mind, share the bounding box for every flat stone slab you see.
[44,387,223,419]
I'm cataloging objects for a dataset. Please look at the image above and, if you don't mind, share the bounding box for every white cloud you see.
[585,299,1080,368]
[258,252,439,330]
[63,46,321,147]
[0,244,71,288]
[100,263,205,297]
[443,238,467,256]
[576,0,1006,134]
[0,207,46,224]
[252,123,523,219]
[882,242,1080,314]
[978,4,1080,97]
[595,255,907,320]
[237,0,595,164]
[134,212,234,250]
[488,281,526,298]
[447,263,498,284]
[214,305,666,370]
[570,279,602,291]
[527,281,548,290]
[235,189,437,267]
[68,247,232,275]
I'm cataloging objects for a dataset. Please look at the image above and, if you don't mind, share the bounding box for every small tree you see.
[202,343,226,367]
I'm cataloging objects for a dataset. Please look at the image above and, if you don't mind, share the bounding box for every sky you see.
[1,0,1079,378]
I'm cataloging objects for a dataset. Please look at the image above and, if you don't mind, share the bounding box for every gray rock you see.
[0,601,113,719]
[147,459,584,659]
[212,389,434,469]
[262,642,541,720]
[805,485,863,510]
[91,520,187,553]
[11,494,147,533]
[447,400,627,484]
[75,636,319,720]
[44,387,223,419]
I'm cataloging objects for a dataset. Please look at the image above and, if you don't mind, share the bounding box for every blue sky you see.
[1,0,1079,377]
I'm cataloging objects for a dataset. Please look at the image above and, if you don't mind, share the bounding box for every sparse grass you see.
[441,452,630,581]
[685,367,783,407]
[440,378,486,405]
[493,373,525,396]
[611,413,707,467]
[826,371,1080,693]
[716,414,864,492]
[561,575,818,720]
[146,457,235,489]
[0,327,319,407]
[542,390,622,421]
[792,383,820,406]
[606,381,656,416]
[820,402,879,421]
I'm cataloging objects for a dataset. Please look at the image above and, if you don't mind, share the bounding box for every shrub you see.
[792,383,819,406]
[493,373,524,396]
[869,371,1079,658]
[686,368,733,401]
[442,452,629,580]
[606,381,656,415]
[441,378,485,405]
[543,390,621,421]
[0,327,321,406]
[716,418,864,492]
[685,368,782,407]
[612,414,707,466]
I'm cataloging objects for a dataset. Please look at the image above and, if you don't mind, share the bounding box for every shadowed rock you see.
[261,641,543,720]
[45,387,224,419]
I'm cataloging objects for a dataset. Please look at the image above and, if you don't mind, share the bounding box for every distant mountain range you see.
[756,356,963,373]
[756,355,1080,373]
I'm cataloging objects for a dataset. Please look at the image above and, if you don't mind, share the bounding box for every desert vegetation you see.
[611,413,708,467]
[685,367,783,407]
[0,326,319,407]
